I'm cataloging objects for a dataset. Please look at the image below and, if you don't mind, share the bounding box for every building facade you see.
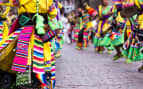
[60,0,76,13]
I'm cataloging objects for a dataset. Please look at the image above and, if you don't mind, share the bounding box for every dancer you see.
[121,0,143,72]
[68,10,76,44]
[108,0,126,61]
[76,7,90,50]
[0,0,58,88]
[85,0,114,53]
[54,0,64,58]
[74,8,82,49]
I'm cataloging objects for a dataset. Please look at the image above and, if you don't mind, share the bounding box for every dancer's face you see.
[71,11,75,15]
[102,0,108,6]
[78,8,82,12]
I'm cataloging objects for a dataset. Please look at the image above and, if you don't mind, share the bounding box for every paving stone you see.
[55,44,143,89]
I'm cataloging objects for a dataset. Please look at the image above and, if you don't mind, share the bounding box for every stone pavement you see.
[55,44,143,89]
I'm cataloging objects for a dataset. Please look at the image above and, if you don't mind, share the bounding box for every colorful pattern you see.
[94,20,106,46]
[93,5,113,47]
[0,28,22,50]
[73,24,80,41]
[123,37,143,62]
[51,50,56,88]
[82,14,90,27]
[0,22,3,42]
[33,34,45,73]
[36,73,49,89]
[122,16,143,62]
[111,23,126,46]
[12,26,33,72]
[83,28,89,48]
[49,40,56,88]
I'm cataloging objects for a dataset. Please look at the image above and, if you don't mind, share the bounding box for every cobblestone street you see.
[55,44,143,89]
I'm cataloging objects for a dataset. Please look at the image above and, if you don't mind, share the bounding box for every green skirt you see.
[94,35,111,47]
[111,35,124,46]
[122,47,143,62]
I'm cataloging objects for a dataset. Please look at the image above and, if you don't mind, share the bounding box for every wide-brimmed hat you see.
[120,6,138,18]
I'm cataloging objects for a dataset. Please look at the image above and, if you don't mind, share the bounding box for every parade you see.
[0,0,143,89]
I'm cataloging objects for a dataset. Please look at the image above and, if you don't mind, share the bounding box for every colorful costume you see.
[86,5,113,53]
[109,2,126,60]
[76,12,90,50]
[0,0,58,88]
[53,0,64,57]
[122,0,143,63]
[82,13,90,49]
[73,17,80,42]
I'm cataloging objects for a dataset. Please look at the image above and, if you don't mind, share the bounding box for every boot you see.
[138,65,143,73]
[113,54,123,61]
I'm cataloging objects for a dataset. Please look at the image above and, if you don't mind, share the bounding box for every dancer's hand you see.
[107,11,113,16]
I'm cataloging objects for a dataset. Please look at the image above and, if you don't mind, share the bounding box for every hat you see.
[120,6,138,18]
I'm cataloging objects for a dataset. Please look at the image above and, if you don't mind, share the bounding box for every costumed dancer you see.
[72,9,80,43]
[85,0,114,53]
[82,9,90,49]
[75,8,84,50]
[68,10,76,44]
[120,0,138,64]
[0,0,58,88]
[107,0,126,61]
[76,7,90,50]
[86,16,94,46]
[121,0,143,72]
[74,8,82,49]
[54,0,64,58]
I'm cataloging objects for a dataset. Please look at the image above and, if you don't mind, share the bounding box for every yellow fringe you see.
[28,31,34,65]
[3,22,9,40]
[96,21,102,37]
[44,42,51,71]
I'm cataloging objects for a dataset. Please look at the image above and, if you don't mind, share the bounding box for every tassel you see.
[35,73,49,89]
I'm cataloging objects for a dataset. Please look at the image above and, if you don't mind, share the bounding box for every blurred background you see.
[59,0,113,13]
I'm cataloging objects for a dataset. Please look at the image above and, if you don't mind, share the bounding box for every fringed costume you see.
[53,0,64,58]
[76,12,90,50]
[86,5,113,53]
[0,0,58,88]
[122,0,143,64]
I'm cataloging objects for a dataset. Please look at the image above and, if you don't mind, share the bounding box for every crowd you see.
[0,0,143,89]
[64,0,143,71]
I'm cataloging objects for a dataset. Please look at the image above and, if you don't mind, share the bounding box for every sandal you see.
[125,59,132,64]
[113,54,123,61]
